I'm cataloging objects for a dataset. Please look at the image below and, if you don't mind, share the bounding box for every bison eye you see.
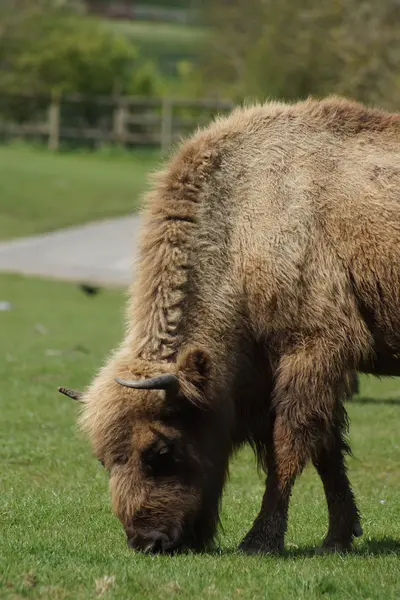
[158,446,169,457]
[145,443,178,477]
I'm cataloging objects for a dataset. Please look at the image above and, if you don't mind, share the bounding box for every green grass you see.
[0,144,160,241]
[109,20,204,73]
[112,20,203,50]
[1,273,400,599]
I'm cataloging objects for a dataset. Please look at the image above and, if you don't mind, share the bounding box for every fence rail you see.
[0,93,234,152]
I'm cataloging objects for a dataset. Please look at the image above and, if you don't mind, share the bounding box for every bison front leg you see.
[239,413,308,555]
[238,445,293,554]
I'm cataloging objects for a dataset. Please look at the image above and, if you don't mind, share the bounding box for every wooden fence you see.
[0,93,234,152]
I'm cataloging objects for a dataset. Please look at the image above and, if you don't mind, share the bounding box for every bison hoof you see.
[318,538,353,554]
[239,531,284,555]
[318,521,363,553]
[316,540,351,554]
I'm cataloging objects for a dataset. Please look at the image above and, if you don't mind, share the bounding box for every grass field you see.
[0,145,160,241]
[112,20,204,53]
[1,273,400,599]
[110,20,204,70]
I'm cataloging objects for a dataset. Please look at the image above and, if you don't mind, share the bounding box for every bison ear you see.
[176,346,211,405]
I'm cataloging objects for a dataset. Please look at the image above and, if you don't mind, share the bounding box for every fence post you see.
[48,91,61,151]
[113,98,127,145]
[161,98,173,153]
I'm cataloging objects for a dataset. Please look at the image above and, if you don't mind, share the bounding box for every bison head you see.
[59,347,231,553]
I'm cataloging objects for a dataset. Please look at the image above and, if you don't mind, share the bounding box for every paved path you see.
[0,216,142,287]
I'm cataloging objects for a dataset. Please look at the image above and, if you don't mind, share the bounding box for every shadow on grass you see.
[210,537,400,558]
[283,537,400,558]
[348,396,400,406]
[356,537,400,555]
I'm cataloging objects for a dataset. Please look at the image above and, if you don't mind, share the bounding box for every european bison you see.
[60,96,400,554]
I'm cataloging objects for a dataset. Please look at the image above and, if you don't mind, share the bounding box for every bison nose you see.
[127,530,171,554]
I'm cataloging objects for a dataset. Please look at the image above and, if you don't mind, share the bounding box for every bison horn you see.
[115,374,179,391]
[58,386,84,402]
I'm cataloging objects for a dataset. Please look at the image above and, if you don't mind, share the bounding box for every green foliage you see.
[16,20,136,96]
[1,272,400,599]
[127,60,164,96]
[199,0,400,109]
[108,19,205,83]
[0,3,172,132]
[162,59,205,97]
[88,0,191,6]
[0,0,206,114]
[0,11,135,96]
[111,0,193,7]
[0,2,166,100]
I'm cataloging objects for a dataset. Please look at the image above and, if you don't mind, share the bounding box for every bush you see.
[0,2,165,98]
[0,2,164,129]
[0,11,137,96]
[198,0,400,110]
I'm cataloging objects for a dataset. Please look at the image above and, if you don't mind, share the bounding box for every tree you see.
[0,4,136,96]
[0,0,162,127]
[198,0,400,110]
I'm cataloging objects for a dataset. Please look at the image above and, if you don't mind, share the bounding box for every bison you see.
[60,96,400,555]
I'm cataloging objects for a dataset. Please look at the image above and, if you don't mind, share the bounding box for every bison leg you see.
[240,338,362,555]
[239,432,294,554]
[239,411,309,555]
[313,422,362,552]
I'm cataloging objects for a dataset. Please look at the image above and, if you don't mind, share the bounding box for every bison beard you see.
[60,96,400,554]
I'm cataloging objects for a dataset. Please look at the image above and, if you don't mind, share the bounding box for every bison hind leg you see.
[313,410,362,553]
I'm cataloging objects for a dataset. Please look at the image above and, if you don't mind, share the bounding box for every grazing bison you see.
[60,96,400,555]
